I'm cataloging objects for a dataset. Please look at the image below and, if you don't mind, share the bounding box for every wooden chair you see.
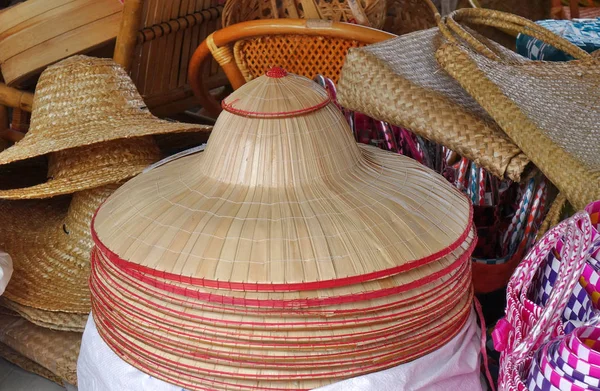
[114,0,226,117]
[188,18,395,117]
[0,0,225,142]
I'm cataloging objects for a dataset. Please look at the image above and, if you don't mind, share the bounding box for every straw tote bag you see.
[222,0,387,29]
[434,8,600,211]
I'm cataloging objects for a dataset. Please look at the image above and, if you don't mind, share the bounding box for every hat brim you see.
[0,189,105,315]
[0,115,211,166]
[92,292,471,390]
[0,163,148,199]
[0,297,87,332]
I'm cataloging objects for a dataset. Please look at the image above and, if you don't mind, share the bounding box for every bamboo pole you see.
[114,0,145,71]
[0,83,34,112]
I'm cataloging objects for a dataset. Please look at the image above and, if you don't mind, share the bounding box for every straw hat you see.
[90,69,475,390]
[0,184,123,332]
[0,55,210,167]
[93,69,472,289]
[0,138,162,199]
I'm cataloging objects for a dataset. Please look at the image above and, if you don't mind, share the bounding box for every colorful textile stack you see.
[90,68,476,390]
[0,55,210,383]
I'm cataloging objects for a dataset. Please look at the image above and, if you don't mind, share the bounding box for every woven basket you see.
[459,0,551,20]
[222,0,387,29]
[384,0,437,35]
[435,8,600,210]
[337,27,530,182]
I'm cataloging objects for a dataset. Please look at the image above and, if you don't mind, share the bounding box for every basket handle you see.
[438,8,591,61]
[510,213,593,361]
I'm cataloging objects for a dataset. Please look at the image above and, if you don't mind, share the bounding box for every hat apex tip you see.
[266,67,288,78]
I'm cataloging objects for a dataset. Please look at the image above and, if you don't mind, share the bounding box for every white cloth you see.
[78,310,483,391]
[0,250,13,295]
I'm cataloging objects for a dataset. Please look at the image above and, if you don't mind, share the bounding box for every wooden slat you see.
[0,0,121,62]
[0,0,77,36]
[0,84,34,112]
[2,12,121,86]
[113,0,145,71]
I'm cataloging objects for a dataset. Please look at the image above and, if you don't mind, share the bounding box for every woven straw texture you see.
[0,314,80,386]
[222,0,386,28]
[0,184,118,323]
[90,71,475,390]
[94,72,471,288]
[435,8,600,210]
[384,0,437,35]
[0,342,63,384]
[0,137,161,199]
[234,35,364,84]
[0,55,210,166]
[337,27,529,181]
[0,298,87,332]
[458,0,551,20]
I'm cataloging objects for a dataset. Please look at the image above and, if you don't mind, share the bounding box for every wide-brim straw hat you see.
[0,184,118,330]
[93,69,473,290]
[0,137,162,199]
[90,69,475,390]
[0,55,210,168]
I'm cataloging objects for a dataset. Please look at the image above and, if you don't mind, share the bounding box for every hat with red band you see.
[91,69,475,390]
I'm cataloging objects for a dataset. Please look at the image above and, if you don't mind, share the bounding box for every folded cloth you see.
[0,250,12,295]
[78,309,483,391]
[516,18,600,61]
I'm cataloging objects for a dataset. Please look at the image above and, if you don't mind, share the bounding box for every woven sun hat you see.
[0,55,210,167]
[89,68,476,390]
[93,68,473,291]
[0,183,121,331]
[0,137,163,199]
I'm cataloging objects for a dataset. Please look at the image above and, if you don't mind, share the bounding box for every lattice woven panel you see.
[234,35,364,83]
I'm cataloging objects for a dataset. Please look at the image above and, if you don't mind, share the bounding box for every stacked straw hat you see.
[0,54,211,335]
[91,67,476,390]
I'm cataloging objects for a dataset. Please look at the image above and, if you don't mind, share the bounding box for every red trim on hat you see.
[91,202,474,292]
[220,95,331,118]
[266,67,288,78]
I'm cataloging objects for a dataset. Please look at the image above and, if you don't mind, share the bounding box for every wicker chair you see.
[188,18,395,117]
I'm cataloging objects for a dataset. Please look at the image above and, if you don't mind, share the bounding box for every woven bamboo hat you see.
[90,69,475,390]
[93,68,472,290]
[0,55,210,167]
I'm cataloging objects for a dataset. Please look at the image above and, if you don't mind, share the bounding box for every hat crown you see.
[47,138,160,180]
[202,72,361,186]
[31,56,148,131]
[63,184,120,245]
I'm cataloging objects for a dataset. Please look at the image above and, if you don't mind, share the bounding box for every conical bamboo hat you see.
[93,68,472,290]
